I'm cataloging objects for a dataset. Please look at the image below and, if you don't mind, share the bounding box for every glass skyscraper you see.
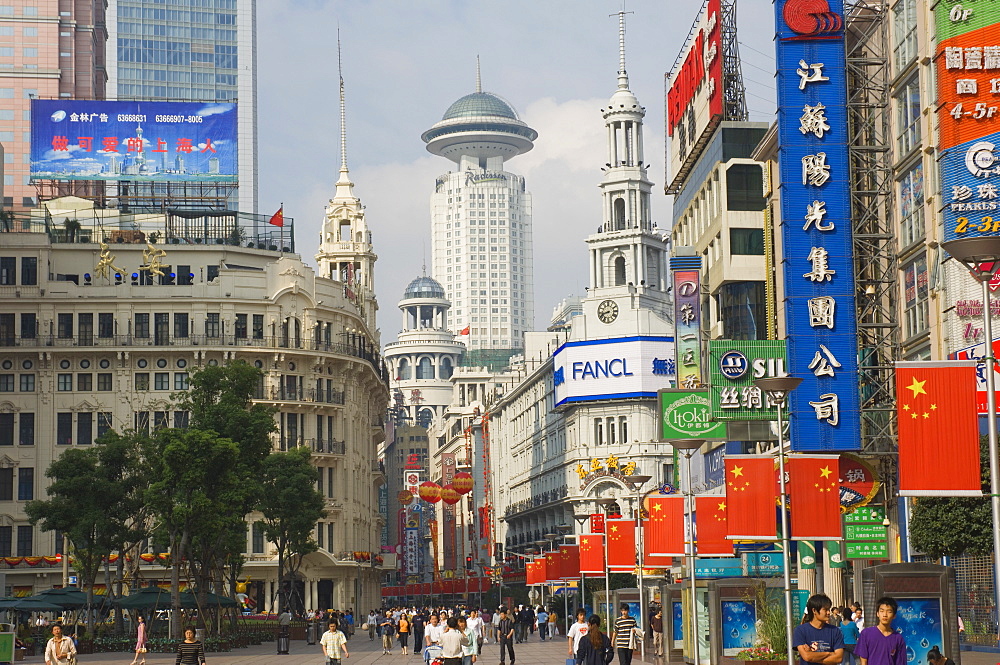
[107,0,257,213]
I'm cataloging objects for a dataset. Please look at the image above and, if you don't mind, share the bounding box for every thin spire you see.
[614,1,633,89]
[335,26,355,198]
[476,55,482,93]
[338,27,347,170]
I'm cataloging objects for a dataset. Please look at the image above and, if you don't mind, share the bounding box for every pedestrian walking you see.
[412,611,426,652]
[367,610,378,641]
[792,594,845,664]
[537,607,549,641]
[650,607,663,657]
[567,608,590,660]
[379,611,397,655]
[174,627,207,665]
[398,612,411,655]
[44,625,77,665]
[575,615,614,665]
[130,614,147,665]
[497,606,516,665]
[839,606,860,665]
[856,597,906,665]
[320,620,350,665]
[611,603,640,665]
[441,617,471,665]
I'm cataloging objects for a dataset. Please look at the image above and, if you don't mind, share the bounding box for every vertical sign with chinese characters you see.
[774,0,861,451]
[671,257,704,389]
[936,3,1000,239]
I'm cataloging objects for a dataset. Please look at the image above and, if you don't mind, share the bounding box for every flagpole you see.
[279,203,283,255]
[671,440,706,665]
[755,377,803,665]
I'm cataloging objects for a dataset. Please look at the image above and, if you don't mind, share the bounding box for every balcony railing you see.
[264,386,346,405]
[0,334,389,381]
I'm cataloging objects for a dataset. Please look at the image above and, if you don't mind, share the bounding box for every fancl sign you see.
[553,336,675,406]
[658,389,727,441]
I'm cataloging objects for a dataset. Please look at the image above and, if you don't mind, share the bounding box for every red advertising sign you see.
[590,513,606,534]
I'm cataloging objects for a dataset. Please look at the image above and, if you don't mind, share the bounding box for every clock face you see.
[597,299,619,324]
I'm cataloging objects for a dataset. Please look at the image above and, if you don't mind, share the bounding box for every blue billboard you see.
[774,0,861,451]
[30,100,237,182]
[893,598,943,665]
[941,133,1000,241]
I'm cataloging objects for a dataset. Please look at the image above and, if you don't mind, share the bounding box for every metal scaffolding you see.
[721,0,748,124]
[845,0,900,455]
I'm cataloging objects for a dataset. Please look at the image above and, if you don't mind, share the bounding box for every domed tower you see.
[383,274,466,428]
[423,63,537,366]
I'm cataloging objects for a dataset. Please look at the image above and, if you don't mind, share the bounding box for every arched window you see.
[614,198,626,229]
[416,357,435,380]
[614,256,627,286]
[440,356,454,380]
[397,358,411,381]
[418,408,433,429]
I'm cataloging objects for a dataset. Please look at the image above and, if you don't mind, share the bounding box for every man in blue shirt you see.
[792,593,845,664]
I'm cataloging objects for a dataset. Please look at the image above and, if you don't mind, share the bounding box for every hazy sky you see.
[257,0,778,342]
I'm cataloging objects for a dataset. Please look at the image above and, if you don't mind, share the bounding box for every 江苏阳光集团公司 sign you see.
[553,336,674,407]
[773,0,862,451]
[658,389,727,441]
[30,99,238,183]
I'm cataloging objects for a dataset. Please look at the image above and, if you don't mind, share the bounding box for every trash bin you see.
[306,621,317,645]
[276,632,290,655]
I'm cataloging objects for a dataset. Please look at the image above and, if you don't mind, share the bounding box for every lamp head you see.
[943,237,1000,282]
[754,375,803,405]
[670,438,706,452]
[630,474,653,486]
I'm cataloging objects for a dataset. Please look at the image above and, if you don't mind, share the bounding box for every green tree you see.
[146,427,242,637]
[258,447,326,613]
[26,430,147,634]
[909,436,992,557]
[170,361,274,618]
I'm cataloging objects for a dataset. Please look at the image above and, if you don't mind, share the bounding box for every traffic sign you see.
[845,541,888,559]
[844,506,885,523]
[845,524,888,540]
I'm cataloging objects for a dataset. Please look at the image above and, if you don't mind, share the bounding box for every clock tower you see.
[579,9,672,339]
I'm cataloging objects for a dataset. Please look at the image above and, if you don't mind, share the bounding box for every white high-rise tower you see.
[422,64,537,365]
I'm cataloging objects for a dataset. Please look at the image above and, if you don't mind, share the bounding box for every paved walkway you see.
[17,635,994,665]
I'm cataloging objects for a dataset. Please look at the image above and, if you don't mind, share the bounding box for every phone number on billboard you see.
[152,115,204,123]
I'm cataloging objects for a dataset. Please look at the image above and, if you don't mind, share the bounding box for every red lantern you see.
[418,481,442,504]
[440,484,461,505]
[452,472,474,495]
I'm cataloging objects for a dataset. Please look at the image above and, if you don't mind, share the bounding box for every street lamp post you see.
[596,497,620,627]
[630,474,653,662]
[573,508,591,613]
[670,439,707,665]
[535,539,551,610]
[942,236,1000,637]
[755,375,803,665]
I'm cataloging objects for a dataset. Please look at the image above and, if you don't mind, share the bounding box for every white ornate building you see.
[422,70,537,361]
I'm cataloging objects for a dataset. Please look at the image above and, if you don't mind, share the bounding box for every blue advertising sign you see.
[721,600,757,656]
[774,0,861,451]
[742,551,784,577]
[671,600,684,649]
[942,132,1000,241]
[30,100,237,182]
[894,598,943,665]
[703,446,725,489]
[694,558,744,578]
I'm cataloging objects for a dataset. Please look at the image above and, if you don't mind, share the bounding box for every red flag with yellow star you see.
[559,544,580,580]
[525,560,540,586]
[643,495,685,556]
[896,361,982,496]
[545,551,562,584]
[725,456,778,540]
[695,496,733,556]
[532,555,548,585]
[579,534,605,574]
[641,524,676,570]
[606,518,636,571]
[788,455,842,540]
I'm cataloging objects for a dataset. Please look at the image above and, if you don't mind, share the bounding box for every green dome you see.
[442,92,519,121]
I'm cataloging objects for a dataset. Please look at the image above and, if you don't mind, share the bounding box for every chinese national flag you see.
[579,535,605,574]
[725,455,778,540]
[788,455,842,540]
[559,544,580,580]
[695,496,733,556]
[459,326,470,335]
[545,551,562,583]
[644,495,685,556]
[525,561,539,586]
[606,518,636,571]
[896,362,982,496]
[641,526,676,570]
[533,555,547,585]
[268,206,284,227]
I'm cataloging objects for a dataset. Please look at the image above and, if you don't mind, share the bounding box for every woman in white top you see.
[440,617,471,665]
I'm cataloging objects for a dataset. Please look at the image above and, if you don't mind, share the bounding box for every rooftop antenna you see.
[476,55,482,93]
[334,26,354,197]
[338,26,348,170]
[612,0,633,89]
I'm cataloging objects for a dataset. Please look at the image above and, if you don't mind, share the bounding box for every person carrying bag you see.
[44,625,77,665]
